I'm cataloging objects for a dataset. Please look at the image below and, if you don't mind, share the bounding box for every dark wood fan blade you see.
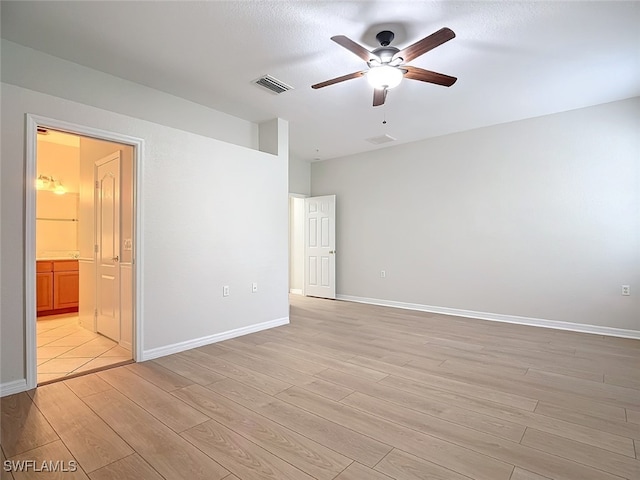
[312,71,365,89]
[331,35,376,62]
[403,66,457,87]
[394,27,455,63]
[373,88,387,106]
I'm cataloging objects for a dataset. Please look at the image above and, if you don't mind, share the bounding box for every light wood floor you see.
[2,295,639,480]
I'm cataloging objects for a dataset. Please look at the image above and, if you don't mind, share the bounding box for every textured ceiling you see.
[2,1,639,161]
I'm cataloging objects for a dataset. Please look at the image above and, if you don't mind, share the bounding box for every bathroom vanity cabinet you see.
[36,260,79,316]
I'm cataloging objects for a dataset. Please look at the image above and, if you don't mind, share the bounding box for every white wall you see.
[36,140,81,256]
[259,119,280,156]
[1,40,258,150]
[311,98,640,333]
[289,155,311,195]
[37,140,80,193]
[36,191,79,254]
[1,82,289,389]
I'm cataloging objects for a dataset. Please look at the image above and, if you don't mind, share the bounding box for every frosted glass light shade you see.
[53,182,66,195]
[35,174,66,194]
[367,66,403,89]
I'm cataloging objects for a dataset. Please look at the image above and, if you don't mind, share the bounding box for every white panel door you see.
[304,195,336,299]
[95,152,121,341]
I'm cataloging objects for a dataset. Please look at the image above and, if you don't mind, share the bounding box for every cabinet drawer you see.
[53,260,78,272]
[36,261,53,272]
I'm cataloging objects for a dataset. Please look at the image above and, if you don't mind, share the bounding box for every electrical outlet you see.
[252,282,258,293]
[380,270,386,278]
[223,285,230,297]
[622,285,630,296]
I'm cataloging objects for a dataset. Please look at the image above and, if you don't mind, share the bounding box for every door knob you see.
[112,255,119,262]
[329,250,336,254]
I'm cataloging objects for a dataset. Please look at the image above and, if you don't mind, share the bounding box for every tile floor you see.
[37,314,132,383]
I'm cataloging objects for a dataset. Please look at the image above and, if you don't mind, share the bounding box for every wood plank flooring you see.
[2,294,639,479]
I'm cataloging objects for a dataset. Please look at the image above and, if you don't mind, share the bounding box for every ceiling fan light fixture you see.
[315,27,456,106]
[367,65,403,89]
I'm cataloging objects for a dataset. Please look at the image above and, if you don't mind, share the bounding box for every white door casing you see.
[95,152,121,341]
[289,195,306,295]
[304,195,336,299]
[22,114,144,393]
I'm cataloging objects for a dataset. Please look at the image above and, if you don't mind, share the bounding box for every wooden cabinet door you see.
[54,271,79,309]
[37,272,54,312]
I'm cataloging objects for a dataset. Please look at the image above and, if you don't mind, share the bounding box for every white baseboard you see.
[141,317,289,361]
[336,294,640,340]
[290,289,303,295]
[1,379,28,398]
[1,317,289,396]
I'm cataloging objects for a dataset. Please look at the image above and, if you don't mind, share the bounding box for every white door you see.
[95,152,121,341]
[304,195,336,299]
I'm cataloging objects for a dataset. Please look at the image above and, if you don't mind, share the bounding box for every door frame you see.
[303,194,337,300]
[25,114,145,390]
[288,193,307,296]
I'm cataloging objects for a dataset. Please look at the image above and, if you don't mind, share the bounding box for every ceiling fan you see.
[312,28,457,106]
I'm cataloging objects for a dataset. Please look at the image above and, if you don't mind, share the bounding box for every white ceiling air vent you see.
[366,134,396,145]
[254,75,294,94]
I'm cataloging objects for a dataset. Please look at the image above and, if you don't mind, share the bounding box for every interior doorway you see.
[27,117,142,388]
[303,195,336,299]
[289,195,306,295]
[289,194,337,300]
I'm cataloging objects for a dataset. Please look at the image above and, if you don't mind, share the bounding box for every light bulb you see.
[367,66,403,89]
[53,182,66,195]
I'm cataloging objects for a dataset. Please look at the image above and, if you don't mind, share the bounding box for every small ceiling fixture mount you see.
[376,30,395,47]
[366,134,397,145]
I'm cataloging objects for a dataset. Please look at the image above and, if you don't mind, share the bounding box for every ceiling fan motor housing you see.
[371,46,400,64]
[371,31,401,64]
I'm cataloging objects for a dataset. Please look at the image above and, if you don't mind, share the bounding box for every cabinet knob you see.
[112,256,119,262]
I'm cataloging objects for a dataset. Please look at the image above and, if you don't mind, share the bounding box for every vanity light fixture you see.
[36,174,66,195]
[53,181,66,195]
[35,175,49,190]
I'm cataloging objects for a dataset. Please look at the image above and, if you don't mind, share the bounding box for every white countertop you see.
[37,250,79,261]
[37,257,79,261]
